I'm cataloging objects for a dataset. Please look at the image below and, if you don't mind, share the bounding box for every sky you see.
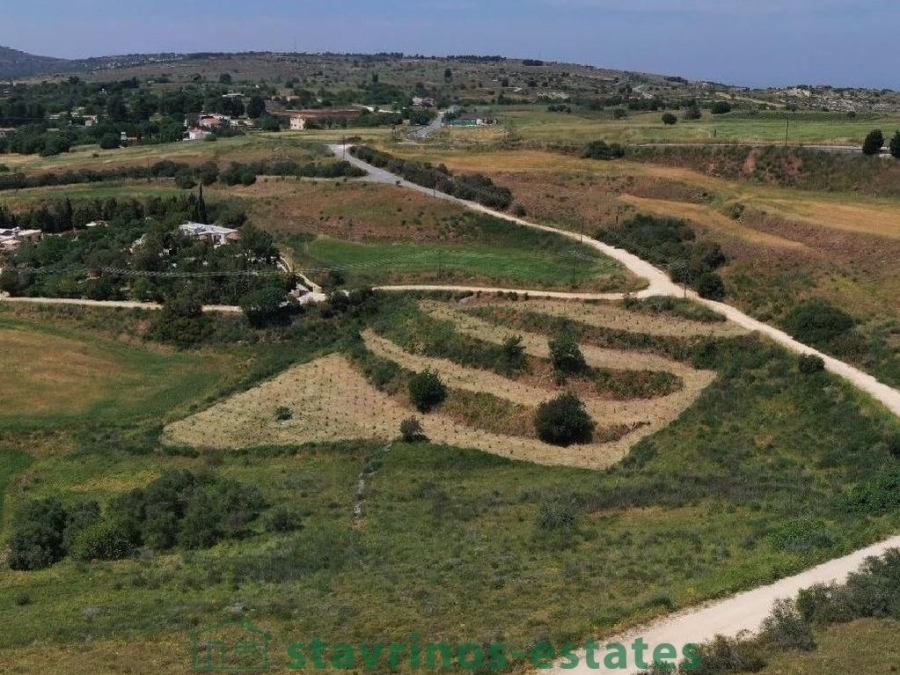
[1,0,895,89]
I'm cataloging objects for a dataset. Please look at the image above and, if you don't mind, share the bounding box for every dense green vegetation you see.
[350,145,514,209]
[596,214,728,298]
[10,470,270,570]
[639,549,900,674]
[0,196,294,304]
[2,292,900,671]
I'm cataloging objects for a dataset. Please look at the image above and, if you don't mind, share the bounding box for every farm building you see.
[0,227,43,252]
[180,223,240,246]
[285,109,364,130]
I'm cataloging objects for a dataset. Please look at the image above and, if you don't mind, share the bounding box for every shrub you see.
[798,354,825,374]
[890,131,900,159]
[661,112,677,126]
[888,434,900,459]
[535,392,595,446]
[710,101,732,115]
[686,635,766,674]
[148,293,212,348]
[409,370,448,413]
[862,129,885,156]
[275,406,293,421]
[266,507,304,533]
[549,327,587,377]
[696,272,726,300]
[496,334,527,376]
[782,298,855,349]
[240,285,297,328]
[174,172,196,190]
[580,140,626,160]
[759,598,816,651]
[537,498,578,531]
[98,133,120,150]
[8,498,69,571]
[71,520,134,561]
[400,417,428,443]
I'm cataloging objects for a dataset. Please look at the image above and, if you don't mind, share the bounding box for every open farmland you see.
[0,314,232,430]
[166,297,728,469]
[494,107,900,146]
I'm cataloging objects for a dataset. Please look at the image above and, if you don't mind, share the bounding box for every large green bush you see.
[409,369,448,413]
[782,298,855,349]
[548,327,587,377]
[535,392,595,446]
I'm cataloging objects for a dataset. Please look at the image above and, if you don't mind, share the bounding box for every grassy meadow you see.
[2,294,900,674]
[486,106,900,146]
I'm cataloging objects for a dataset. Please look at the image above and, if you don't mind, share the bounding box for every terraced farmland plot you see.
[166,298,722,469]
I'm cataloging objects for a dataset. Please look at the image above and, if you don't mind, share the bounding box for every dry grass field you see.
[0,317,230,426]
[165,299,720,469]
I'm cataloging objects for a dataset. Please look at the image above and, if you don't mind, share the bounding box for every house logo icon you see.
[191,619,273,672]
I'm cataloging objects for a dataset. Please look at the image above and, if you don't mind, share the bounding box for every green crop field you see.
[2,294,900,674]
[483,106,900,146]
[296,236,629,290]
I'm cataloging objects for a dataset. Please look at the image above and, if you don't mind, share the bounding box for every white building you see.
[180,223,239,246]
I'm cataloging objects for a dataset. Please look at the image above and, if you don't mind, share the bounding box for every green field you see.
[2,296,900,674]
[486,107,900,146]
[297,236,628,289]
[0,314,236,432]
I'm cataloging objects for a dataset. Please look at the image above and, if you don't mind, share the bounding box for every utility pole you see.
[342,136,346,160]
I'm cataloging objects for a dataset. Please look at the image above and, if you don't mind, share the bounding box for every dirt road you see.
[334,144,900,418]
[334,145,900,670]
[548,534,900,675]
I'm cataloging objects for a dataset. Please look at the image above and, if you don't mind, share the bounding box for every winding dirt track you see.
[334,144,900,672]
[1,149,898,672]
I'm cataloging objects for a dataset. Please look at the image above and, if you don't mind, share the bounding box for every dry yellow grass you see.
[617,195,811,251]
[0,327,124,415]
[362,329,716,468]
[163,352,623,468]
[429,298,746,338]
[760,197,900,240]
[0,633,192,675]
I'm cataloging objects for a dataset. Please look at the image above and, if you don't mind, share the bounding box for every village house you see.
[184,128,212,141]
[449,114,496,128]
[0,227,43,252]
[180,223,240,246]
[285,109,363,130]
[412,96,437,108]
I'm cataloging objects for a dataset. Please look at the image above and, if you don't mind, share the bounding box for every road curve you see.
[333,144,900,418]
[333,144,900,671]
[547,534,900,675]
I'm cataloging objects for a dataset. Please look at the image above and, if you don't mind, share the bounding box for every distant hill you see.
[0,45,69,79]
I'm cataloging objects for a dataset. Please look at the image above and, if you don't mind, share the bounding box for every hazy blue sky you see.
[1,0,894,88]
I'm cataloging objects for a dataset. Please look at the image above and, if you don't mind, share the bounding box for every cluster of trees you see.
[0,75,276,155]
[580,140,626,161]
[0,156,364,195]
[0,193,239,235]
[596,215,728,300]
[216,159,365,187]
[0,196,291,305]
[9,471,269,570]
[350,146,514,209]
[862,129,900,157]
